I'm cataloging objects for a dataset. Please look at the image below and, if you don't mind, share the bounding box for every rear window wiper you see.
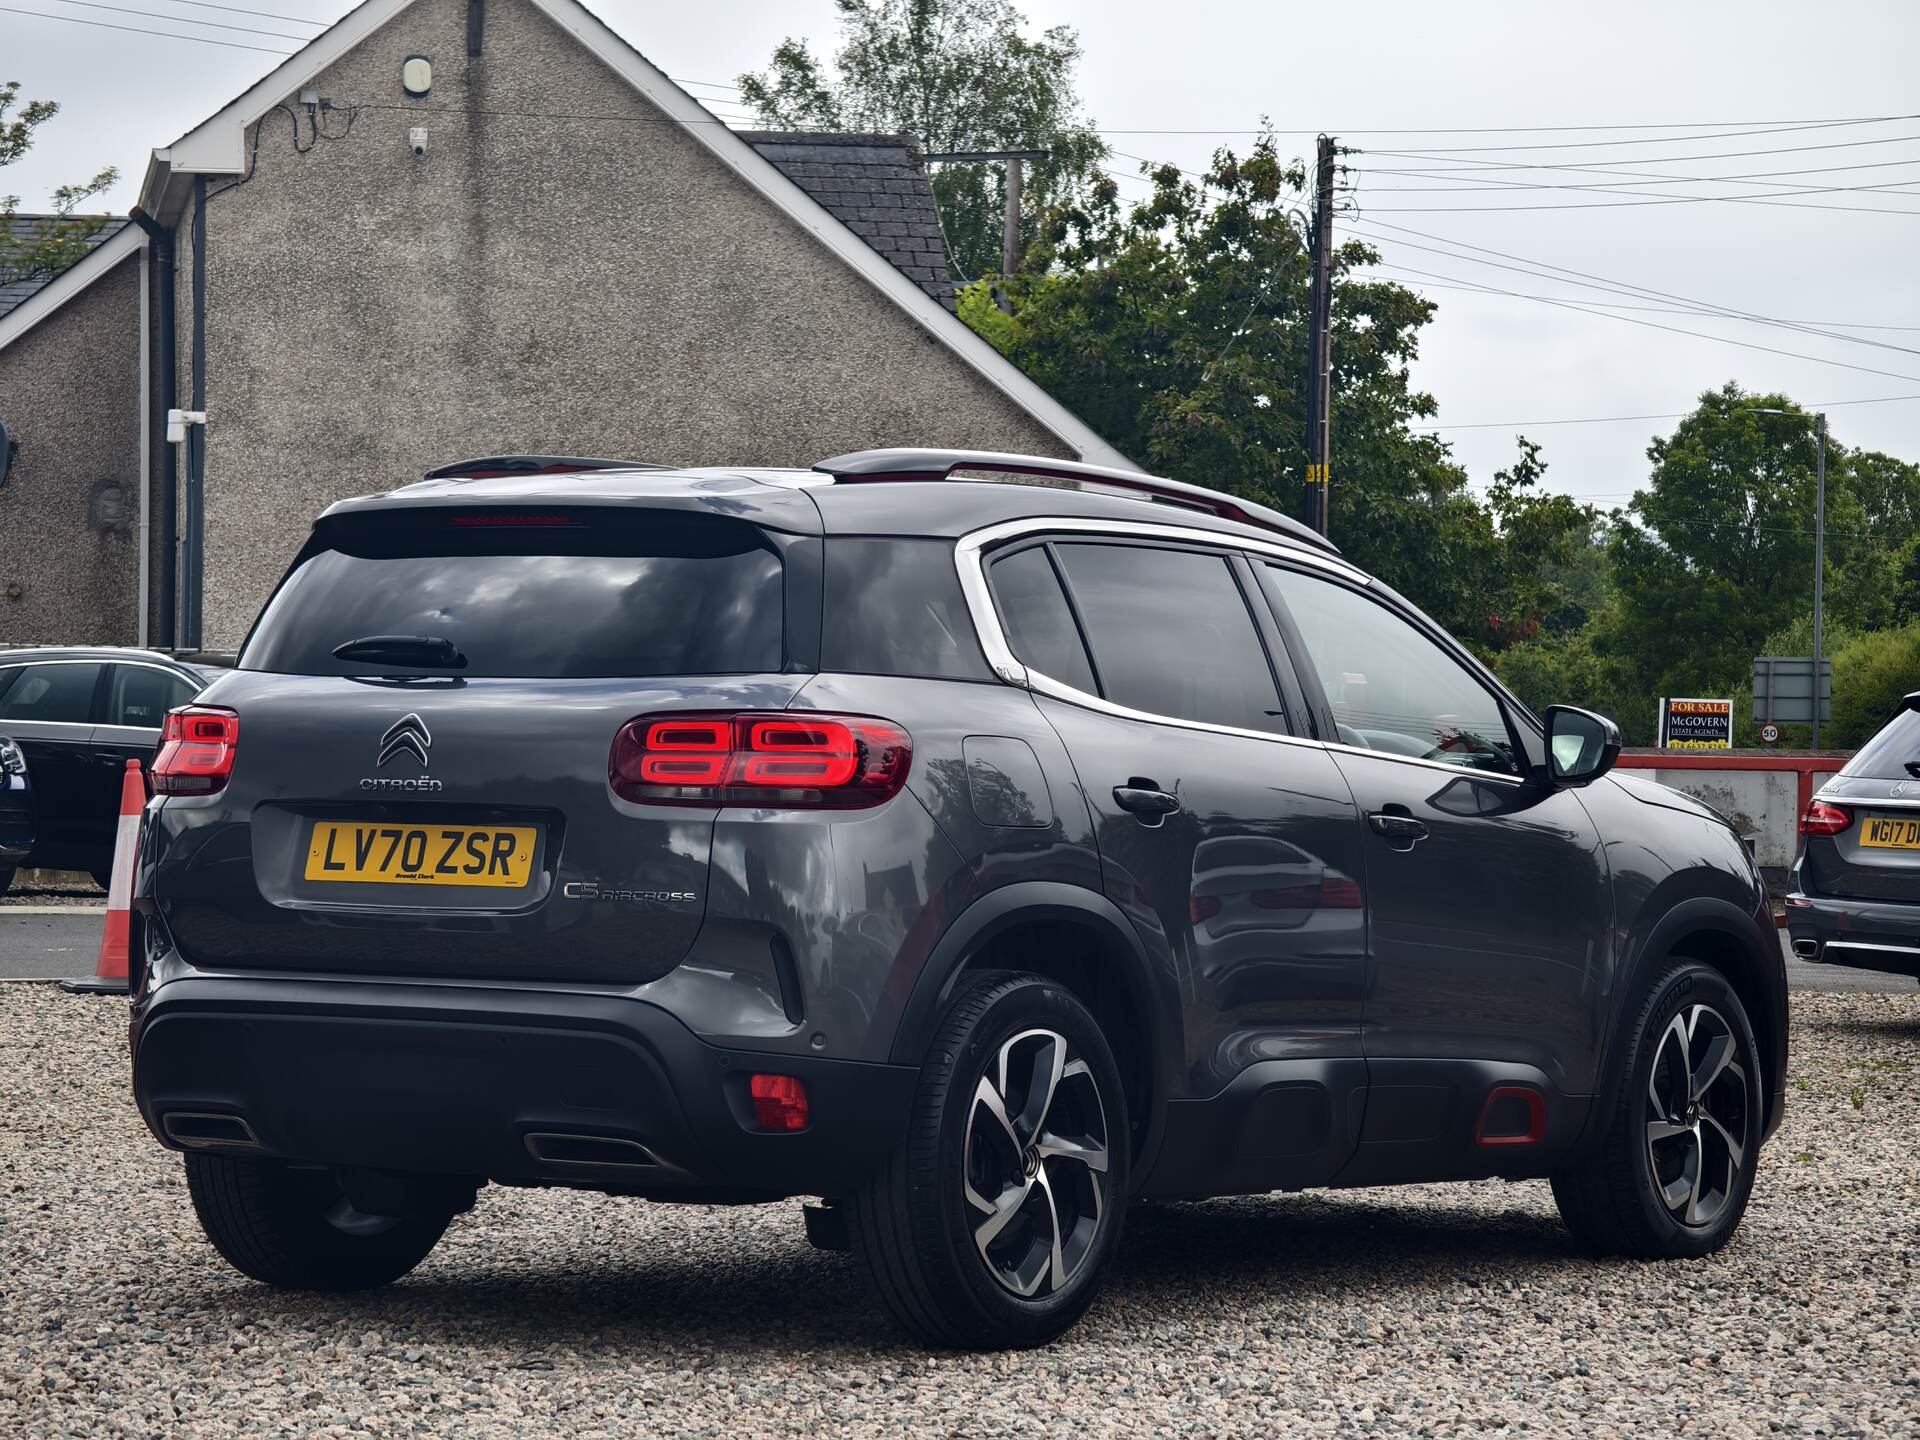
[331,635,468,670]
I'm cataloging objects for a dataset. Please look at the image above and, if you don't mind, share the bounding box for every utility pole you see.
[1002,154,1023,309]
[923,148,1049,314]
[1812,410,1828,750]
[1303,134,1337,537]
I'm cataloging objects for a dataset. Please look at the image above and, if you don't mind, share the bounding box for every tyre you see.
[1552,960,1763,1259]
[0,867,13,897]
[185,1153,452,1290]
[847,972,1130,1348]
[89,869,111,892]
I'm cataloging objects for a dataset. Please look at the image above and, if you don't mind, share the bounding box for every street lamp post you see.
[1751,406,1828,748]
[1811,412,1827,750]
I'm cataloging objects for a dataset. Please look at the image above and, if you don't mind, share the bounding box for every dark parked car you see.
[1787,692,1920,978]
[129,450,1785,1348]
[0,648,209,891]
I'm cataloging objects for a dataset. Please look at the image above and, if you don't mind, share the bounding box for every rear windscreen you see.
[1843,706,1920,780]
[241,509,785,678]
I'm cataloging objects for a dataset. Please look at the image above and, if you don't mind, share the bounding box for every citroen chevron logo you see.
[377,713,431,769]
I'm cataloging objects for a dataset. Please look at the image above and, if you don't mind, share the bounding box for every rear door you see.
[986,533,1368,1193]
[0,661,103,863]
[155,502,814,987]
[91,661,202,823]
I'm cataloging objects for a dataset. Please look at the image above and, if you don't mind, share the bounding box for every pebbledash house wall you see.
[0,251,142,644]
[177,0,1067,649]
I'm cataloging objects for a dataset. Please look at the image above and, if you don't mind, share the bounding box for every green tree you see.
[1605,385,1859,704]
[1828,623,1920,748]
[968,138,1586,650]
[739,0,1105,282]
[0,81,117,288]
[1825,447,1920,633]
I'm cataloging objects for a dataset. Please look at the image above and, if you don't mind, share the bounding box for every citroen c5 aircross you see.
[130,449,1787,1348]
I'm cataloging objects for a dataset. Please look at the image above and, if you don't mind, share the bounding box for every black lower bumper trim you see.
[1786,895,1920,978]
[131,976,919,1198]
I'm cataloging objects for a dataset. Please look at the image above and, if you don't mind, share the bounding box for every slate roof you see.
[740,133,958,311]
[0,216,131,321]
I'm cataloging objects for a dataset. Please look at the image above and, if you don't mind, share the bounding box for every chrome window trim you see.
[92,723,165,744]
[0,719,94,742]
[954,516,1531,789]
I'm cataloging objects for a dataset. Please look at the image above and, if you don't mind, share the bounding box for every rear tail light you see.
[749,1074,809,1132]
[1799,800,1852,837]
[152,707,239,796]
[610,712,911,808]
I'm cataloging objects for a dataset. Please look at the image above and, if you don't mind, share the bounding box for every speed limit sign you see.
[1760,723,1781,744]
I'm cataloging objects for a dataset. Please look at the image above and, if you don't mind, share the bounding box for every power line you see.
[1348,216,1920,361]
[144,0,323,21]
[41,0,307,39]
[1348,116,1914,155]
[1372,269,1920,330]
[1360,131,1920,174]
[1371,258,1920,360]
[1353,185,1920,215]
[1357,160,1920,194]
[0,3,294,50]
[1357,247,1920,382]
[1406,392,1920,431]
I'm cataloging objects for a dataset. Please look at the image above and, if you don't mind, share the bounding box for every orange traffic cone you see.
[62,759,145,996]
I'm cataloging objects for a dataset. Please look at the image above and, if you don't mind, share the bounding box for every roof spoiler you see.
[421,455,674,481]
[811,448,1338,553]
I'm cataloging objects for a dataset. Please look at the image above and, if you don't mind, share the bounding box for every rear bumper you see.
[1786,893,1920,978]
[130,974,918,1198]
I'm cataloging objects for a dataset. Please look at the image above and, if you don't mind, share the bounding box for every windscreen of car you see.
[1842,705,1920,779]
[241,509,785,678]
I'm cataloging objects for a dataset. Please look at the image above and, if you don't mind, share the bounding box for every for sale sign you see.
[1658,697,1734,750]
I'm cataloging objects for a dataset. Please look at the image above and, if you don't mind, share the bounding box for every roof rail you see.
[421,455,675,481]
[811,448,1337,553]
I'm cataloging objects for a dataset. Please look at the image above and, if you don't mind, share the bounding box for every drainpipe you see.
[128,205,176,648]
[184,176,207,650]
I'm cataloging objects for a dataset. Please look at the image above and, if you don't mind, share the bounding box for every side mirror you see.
[1542,705,1621,788]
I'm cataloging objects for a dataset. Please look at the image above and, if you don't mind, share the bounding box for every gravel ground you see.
[3,989,1915,1438]
[1,872,105,908]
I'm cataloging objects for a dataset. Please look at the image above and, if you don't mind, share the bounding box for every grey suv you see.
[129,449,1786,1348]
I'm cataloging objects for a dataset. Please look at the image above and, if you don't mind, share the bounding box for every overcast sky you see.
[6,0,1917,507]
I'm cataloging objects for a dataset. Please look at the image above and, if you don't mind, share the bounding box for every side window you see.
[823,537,991,681]
[989,545,1098,696]
[106,666,198,730]
[1053,542,1285,734]
[0,663,101,724]
[1263,565,1520,776]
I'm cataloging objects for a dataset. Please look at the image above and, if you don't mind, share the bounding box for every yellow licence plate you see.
[303,822,539,888]
[1860,815,1920,851]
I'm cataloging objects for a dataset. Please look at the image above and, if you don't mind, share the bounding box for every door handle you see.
[1113,784,1180,821]
[1367,811,1429,844]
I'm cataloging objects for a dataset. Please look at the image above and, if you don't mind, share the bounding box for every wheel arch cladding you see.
[886,881,1178,1178]
[1605,895,1787,1144]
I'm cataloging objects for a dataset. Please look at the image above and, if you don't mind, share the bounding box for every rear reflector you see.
[611,712,911,808]
[750,1074,809,1132]
[1799,800,1853,837]
[1475,1085,1546,1146]
[152,707,239,796]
